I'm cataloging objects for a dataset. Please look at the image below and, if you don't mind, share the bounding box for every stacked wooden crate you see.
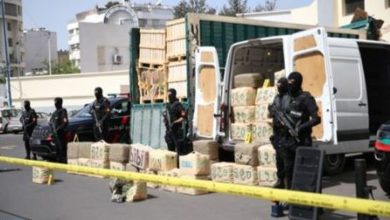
[166,19,187,100]
[138,29,167,103]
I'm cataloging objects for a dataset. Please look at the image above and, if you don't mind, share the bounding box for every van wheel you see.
[379,175,390,194]
[323,154,346,175]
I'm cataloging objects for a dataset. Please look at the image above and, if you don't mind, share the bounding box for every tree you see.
[219,0,249,16]
[173,0,216,19]
[254,0,277,12]
[43,60,80,75]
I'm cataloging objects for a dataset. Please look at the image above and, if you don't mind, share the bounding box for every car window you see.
[112,101,130,116]
[1,109,18,117]
[74,104,92,118]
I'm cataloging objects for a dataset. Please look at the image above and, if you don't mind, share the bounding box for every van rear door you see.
[289,28,338,144]
[193,47,222,139]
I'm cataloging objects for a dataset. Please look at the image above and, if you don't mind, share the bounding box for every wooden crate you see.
[167,60,187,83]
[166,19,186,60]
[137,65,167,103]
[139,29,166,65]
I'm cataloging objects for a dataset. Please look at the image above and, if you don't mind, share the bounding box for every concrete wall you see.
[79,23,130,73]
[10,70,129,112]
[24,30,58,73]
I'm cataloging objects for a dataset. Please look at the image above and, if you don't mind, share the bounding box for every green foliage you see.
[219,0,249,16]
[0,75,5,84]
[254,0,277,12]
[52,61,80,74]
[174,0,216,19]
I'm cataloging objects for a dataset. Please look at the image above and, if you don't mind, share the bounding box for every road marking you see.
[0,145,16,150]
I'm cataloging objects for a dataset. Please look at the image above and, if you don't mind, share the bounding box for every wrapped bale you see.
[234,73,264,88]
[179,152,210,176]
[78,158,91,167]
[78,142,93,159]
[159,168,180,192]
[67,142,79,159]
[90,159,109,169]
[211,162,234,183]
[141,169,159,189]
[252,122,273,143]
[149,149,177,172]
[233,106,255,123]
[258,166,277,187]
[126,181,148,202]
[193,140,219,161]
[255,103,270,122]
[231,123,252,141]
[232,164,258,186]
[274,69,285,83]
[90,141,110,161]
[109,144,131,163]
[258,144,276,167]
[110,161,127,171]
[67,159,79,174]
[177,175,209,195]
[32,167,53,184]
[231,87,256,106]
[129,144,152,170]
[255,87,277,104]
[234,143,260,166]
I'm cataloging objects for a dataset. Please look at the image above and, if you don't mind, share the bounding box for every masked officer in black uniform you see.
[282,71,321,189]
[269,77,290,189]
[91,87,111,142]
[164,88,187,155]
[20,100,38,160]
[50,97,69,163]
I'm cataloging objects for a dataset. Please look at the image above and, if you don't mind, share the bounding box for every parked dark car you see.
[374,123,390,194]
[30,96,131,160]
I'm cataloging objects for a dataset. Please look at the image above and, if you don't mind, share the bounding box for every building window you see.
[5,3,17,16]
[8,38,13,47]
[7,22,11,31]
[344,0,364,15]
[17,5,22,16]
[387,0,390,8]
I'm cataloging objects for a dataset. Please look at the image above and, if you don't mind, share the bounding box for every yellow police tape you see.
[1,156,389,217]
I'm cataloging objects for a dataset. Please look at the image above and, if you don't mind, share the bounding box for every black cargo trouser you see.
[93,121,109,142]
[56,131,67,163]
[165,129,188,155]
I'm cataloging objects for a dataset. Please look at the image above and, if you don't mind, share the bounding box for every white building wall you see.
[24,29,58,73]
[79,23,129,73]
[10,70,129,112]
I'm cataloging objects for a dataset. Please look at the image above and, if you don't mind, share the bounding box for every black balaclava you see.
[168,88,177,104]
[54,97,63,110]
[276,77,288,95]
[24,100,31,111]
[288,71,303,96]
[95,87,103,100]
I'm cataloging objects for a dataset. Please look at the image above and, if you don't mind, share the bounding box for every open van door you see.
[193,47,221,139]
[289,27,338,144]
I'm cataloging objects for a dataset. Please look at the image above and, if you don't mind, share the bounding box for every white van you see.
[193,27,390,174]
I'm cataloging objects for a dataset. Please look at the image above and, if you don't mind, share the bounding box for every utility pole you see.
[1,0,12,106]
[47,31,52,75]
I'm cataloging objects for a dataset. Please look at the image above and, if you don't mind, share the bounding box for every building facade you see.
[23,28,58,75]
[0,0,24,77]
[240,0,390,42]
[67,2,173,72]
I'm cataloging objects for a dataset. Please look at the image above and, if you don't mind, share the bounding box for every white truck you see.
[193,27,390,174]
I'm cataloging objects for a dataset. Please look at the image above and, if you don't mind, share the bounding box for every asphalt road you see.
[0,134,389,220]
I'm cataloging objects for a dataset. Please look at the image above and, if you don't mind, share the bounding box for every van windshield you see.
[1,109,19,117]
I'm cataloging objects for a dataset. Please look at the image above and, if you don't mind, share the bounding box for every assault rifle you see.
[269,104,300,143]
[91,110,103,135]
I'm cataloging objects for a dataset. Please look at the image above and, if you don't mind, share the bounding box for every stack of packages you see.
[178,152,211,195]
[211,162,234,183]
[90,141,110,172]
[192,140,220,164]
[230,87,256,141]
[66,142,94,175]
[233,143,259,186]
[109,144,131,171]
[253,87,275,143]
[257,144,277,187]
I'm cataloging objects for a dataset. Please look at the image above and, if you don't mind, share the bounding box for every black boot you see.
[273,179,285,189]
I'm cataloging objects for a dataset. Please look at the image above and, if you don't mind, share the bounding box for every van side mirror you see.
[333,87,338,94]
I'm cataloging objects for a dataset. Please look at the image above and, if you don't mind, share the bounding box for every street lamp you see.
[47,31,52,75]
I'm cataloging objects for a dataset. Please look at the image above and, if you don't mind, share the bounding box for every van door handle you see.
[358,102,367,107]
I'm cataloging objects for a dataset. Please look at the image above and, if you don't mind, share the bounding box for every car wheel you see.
[378,174,390,195]
[323,154,346,175]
